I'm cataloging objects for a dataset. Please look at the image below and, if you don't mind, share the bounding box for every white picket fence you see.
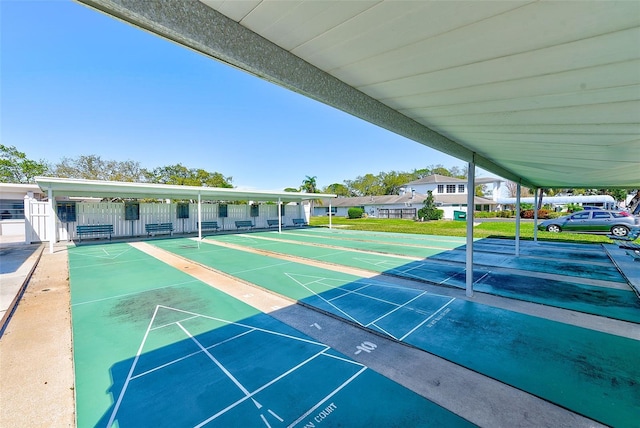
[28,200,307,242]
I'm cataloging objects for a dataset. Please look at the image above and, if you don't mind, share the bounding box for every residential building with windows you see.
[315,174,496,220]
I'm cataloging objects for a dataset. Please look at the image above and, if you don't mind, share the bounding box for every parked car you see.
[538,210,639,236]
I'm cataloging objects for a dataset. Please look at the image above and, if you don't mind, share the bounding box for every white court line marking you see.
[150,314,200,330]
[286,274,450,332]
[260,413,271,428]
[107,305,160,427]
[132,329,259,380]
[157,305,326,347]
[475,272,491,284]
[177,322,262,409]
[399,298,455,341]
[269,409,284,422]
[106,304,340,427]
[73,246,134,261]
[71,279,201,306]
[369,323,398,341]
[231,260,294,275]
[367,290,429,327]
[286,367,368,428]
[194,348,331,428]
[286,274,363,326]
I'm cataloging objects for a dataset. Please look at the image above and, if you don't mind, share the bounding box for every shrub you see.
[520,209,552,219]
[417,190,443,221]
[418,207,443,220]
[348,207,364,219]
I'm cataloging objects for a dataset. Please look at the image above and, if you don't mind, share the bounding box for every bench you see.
[145,222,174,236]
[267,219,282,228]
[76,224,113,242]
[198,221,221,232]
[292,218,307,227]
[235,220,254,230]
[608,226,640,251]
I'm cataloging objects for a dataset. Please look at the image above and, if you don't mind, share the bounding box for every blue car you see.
[538,210,639,236]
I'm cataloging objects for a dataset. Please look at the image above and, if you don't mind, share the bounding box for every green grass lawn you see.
[310,216,612,245]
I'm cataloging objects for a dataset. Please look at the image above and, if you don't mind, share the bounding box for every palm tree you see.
[301,175,317,193]
[301,175,322,215]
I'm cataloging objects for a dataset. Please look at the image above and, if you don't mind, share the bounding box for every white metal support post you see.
[197,192,202,240]
[278,198,282,233]
[515,184,521,257]
[465,161,475,297]
[48,187,55,254]
[533,188,539,242]
[329,201,332,229]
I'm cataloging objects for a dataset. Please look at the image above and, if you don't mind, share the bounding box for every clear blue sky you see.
[1,0,467,191]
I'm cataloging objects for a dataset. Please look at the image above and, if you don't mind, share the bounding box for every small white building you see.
[0,183,44,238]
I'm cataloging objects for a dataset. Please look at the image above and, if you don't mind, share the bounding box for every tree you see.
[301,175,318,193]
[504,181,532,198]
[53,155,146,182]
[143,163,233,188]
[608,189,629,205]
[345,173,383,196]
[417,191,443,220]
[323,183,351,197]
[430,165,452,177]
[0,145,49,183]
[379,170,414,195]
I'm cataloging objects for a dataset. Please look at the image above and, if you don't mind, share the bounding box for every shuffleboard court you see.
[229,230,459,258]
[430,247,627,283]
[282,227,468,247]
[151,237,640,427]
[464,237,615,262]
[202,233,640,323]
[68,243,471,427]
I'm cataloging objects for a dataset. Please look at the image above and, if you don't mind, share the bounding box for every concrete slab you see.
[0,242,43,332]
[604,244,640,296]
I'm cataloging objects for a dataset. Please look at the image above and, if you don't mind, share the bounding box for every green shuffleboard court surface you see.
[68,242,472,427]
[152,238,640,427]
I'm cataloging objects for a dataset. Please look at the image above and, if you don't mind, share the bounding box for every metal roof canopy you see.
[76,0,639,189]
[35,177,336,202]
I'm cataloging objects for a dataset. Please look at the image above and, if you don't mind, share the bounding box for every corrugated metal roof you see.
[35,177,336,202]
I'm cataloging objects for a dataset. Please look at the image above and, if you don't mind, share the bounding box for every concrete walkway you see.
[0,239,75,427]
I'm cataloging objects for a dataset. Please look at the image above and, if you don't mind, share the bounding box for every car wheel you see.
[546,224,561,233]
[611,226,629,237]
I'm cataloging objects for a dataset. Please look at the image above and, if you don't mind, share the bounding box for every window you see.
[612,212,630,218]
[125,202,140,220]
[177,203,190,219]
[570,212,590,220]
[446,185,456,193]
[437,185,444,193]
[592,211,611,219]
[458,184,465,193]
[219,204,228,218]
[56,202,77,223]
[0,199,25,220]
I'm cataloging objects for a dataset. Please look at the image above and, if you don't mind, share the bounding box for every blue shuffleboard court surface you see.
[68,243,472,427]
